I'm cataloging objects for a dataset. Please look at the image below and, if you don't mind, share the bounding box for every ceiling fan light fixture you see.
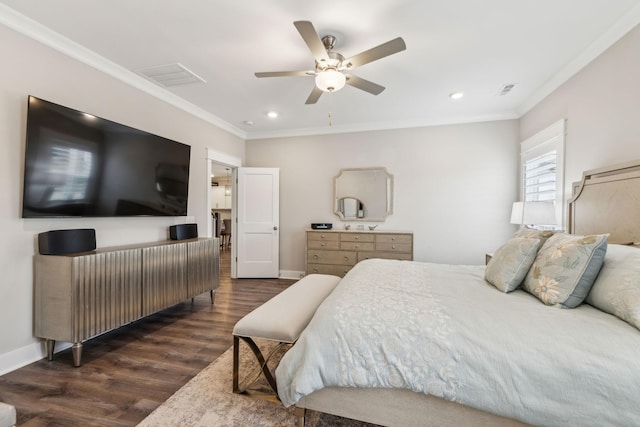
[315,69,346,92]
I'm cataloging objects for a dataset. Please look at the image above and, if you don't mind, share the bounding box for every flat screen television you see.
[22,96,191,217]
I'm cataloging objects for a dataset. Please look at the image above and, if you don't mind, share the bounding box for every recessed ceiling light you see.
[242,120,254,126]
[449,92,464,100]
[267,111,279,119]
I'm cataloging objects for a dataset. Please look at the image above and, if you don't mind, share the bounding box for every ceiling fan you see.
[255,21,406,104]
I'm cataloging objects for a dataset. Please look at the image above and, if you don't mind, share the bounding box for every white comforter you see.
[276,259,640,427]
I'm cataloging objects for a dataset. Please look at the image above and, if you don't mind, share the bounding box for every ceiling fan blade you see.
[294,21,330,63]
[305,86,324,104]
[343,37,406,69]
[255,71,312,78]
[345,74,385,95]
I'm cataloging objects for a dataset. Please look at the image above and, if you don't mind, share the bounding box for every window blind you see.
[524,150,556,202]
[520,119,565,227]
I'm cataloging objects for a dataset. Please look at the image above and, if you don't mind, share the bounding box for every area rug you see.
[137,339,377,426]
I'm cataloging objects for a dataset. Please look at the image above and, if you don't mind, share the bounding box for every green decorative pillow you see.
[586,244,640,330]
[485,237,541,292]
[523,233,609,308]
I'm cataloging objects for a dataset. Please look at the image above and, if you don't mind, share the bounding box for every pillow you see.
[485,237,541,292]
[586,244,640,330]
[513,228,558,247]
[522,233,609,308]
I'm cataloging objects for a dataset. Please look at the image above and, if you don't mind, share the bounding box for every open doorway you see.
[209,162,235,275]
[206,148,241,278]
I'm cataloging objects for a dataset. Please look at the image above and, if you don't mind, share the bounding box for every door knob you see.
[273,226,278,230]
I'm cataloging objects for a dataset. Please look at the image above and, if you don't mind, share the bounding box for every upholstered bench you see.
[0,402,16,427]
[232,274,341,395]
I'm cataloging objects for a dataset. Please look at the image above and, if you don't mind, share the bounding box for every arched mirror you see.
[334,167,393,221]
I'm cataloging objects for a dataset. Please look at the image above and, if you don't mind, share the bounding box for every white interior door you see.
[236,167,279,278]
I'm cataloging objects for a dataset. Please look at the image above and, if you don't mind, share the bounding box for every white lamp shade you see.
[315,69,346,92]
[510,201,556,226]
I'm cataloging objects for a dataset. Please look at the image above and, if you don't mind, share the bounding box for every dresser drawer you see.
[340,233,374,243]
[307,232,339,242]
[340,241,374,251]
[376,234,412,245]
[307,263,352,277]
[376,242,412,252]
[359,252,413,262]
[308,239,340,250]
[307,250,357,266]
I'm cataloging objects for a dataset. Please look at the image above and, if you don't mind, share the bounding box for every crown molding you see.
[0,4,246,139]
[517,3,640,116]
[245,111,519,140]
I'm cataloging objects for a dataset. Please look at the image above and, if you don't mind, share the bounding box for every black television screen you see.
[22,96,191,217]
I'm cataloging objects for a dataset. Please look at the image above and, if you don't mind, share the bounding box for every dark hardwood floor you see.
[0,247,295,426]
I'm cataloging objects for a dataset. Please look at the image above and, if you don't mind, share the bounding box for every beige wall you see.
[246,120,520,273]
[0,24,244,372]
[520,24,640,201]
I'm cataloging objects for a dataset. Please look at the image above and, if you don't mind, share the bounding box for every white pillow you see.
[587,244,640,330]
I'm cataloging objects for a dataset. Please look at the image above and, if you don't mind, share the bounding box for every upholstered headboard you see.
[569,159,640,244]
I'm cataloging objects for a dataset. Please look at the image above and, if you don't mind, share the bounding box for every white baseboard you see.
[279,270,305,280]
[0,341,72,376]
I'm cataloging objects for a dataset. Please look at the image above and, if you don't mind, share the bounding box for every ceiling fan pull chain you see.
[328,93,334,126]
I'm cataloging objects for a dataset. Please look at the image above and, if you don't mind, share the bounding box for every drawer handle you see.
[355,244,359,248]
[392,237,396,241]
[313,269,318,273]
[313,255,319,259]
[344,256,349,262]
[355,236,359,240]
[321,234,325,238]
[392,245,396,250]
[321,242,325,247]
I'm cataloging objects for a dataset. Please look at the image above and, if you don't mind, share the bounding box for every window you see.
[520,119,565,228]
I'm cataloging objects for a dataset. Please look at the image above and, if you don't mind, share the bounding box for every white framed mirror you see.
[334,167,393,222]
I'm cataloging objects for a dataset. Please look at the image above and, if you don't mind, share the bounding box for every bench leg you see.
[233,335,241,393]
[233,335,287,395]
[295,407,306,427]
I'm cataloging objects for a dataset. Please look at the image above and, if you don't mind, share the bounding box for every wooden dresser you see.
[306,229,413,277]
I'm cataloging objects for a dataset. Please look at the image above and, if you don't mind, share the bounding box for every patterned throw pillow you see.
[523,233,609,308]
[485,237,541,292]
[513,228,558,247]
[586,244,640,330]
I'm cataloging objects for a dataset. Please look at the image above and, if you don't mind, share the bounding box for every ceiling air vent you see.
[498,83,516,96]
[137,63,206,87]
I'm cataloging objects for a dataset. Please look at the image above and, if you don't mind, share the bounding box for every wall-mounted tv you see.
[22,96,191,218]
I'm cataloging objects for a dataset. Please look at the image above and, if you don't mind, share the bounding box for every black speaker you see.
[38,229,97,255]
[169,223,198,240]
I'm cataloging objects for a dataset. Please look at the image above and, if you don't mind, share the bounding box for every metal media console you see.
[34,238,220,366]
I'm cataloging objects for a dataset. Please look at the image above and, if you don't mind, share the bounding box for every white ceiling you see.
[1,0,640,140]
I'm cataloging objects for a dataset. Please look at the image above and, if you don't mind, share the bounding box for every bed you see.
[275,160,640,427]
